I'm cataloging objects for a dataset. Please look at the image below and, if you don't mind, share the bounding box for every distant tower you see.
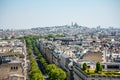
[74,22,78,27]
[71,22,74,26]
[96,25,101,31]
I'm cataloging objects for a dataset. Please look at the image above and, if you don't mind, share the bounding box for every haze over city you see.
[1,1,120,80]
[0,0,120,29]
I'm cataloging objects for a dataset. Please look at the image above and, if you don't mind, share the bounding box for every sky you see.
[0,0,120,29]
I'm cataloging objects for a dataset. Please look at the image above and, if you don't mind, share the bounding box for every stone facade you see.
[0,62,24,80]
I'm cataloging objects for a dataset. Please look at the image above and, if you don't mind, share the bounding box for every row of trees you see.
[31,35,66,80]
[82,62,102,73]
[19,34,64,40]
[24,36,44,80]
[24,35,66,80]
[29,57,44,80]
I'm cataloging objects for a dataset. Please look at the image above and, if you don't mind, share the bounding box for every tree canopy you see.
[46,64,66,80]
[82,63,88,72]
[95,62,102,73]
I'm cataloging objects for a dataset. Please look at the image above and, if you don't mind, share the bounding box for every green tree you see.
[46,64,66,80]
[95,62,102,73]
[40,58,47,66]
[30,72,44,80]
[55,34,63,37]
[50,68,66,80]
[28,48,32,55]
[46,64,56,74]
[82,63,88,72]
[26,39,31,45]
[48,34,55,38]
[57,68,66,80]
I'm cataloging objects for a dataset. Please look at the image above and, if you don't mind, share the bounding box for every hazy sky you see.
[0,0,120,29]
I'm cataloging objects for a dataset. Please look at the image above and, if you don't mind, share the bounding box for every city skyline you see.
[0,0,120,29]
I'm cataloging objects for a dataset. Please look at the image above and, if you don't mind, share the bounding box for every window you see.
[102,65,105,69]
[11,67,13,70]
[16,66,18,70]
[14,67,16,69]
[11,66,18,70]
